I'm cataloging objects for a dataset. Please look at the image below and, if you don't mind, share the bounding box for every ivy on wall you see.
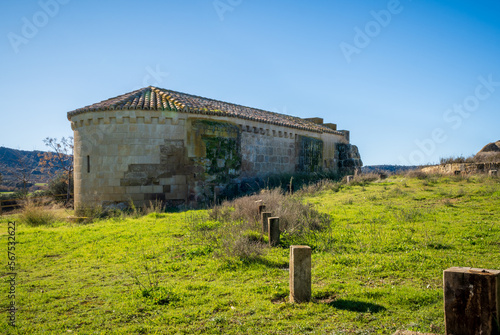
[298,136,323,173]
[192,120,242,184]
[203,136,241,183]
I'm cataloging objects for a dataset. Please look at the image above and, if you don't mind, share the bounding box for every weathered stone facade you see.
[421,162,500,175]
[68,87,362,211]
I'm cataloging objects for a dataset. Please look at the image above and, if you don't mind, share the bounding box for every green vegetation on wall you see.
[298,136,323,173]
[192,120,242,184]
[203,137,241,183]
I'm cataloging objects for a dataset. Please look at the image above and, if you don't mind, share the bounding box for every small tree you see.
[38,137,74,203]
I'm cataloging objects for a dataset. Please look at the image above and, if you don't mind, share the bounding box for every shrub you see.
[216,226,266,261]
[46,174,73,198]
[202,188,331,262]
[405,170,429,180]
[439,155,475,165]
[210,188,330,234]
[350,172,381,185]
[18,198,61,226]
[141,200,166,215]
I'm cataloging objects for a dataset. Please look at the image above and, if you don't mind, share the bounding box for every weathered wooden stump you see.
[443,267,500,335]
[268,217,280,247]
[346,175,354,183]
[261,212,272,234]
[289,245,311,303]
[489,170,498,177]
[258,204,266,216]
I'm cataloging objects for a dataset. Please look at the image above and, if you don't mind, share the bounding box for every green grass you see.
[0,175,499,334]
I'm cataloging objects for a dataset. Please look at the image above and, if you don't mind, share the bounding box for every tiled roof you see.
[67,86,342,135]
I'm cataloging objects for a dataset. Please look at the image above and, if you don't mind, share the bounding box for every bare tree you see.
[38,137,74,203]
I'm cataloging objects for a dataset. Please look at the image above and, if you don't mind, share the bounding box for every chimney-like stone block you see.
[324,123,337,130]
[304,117,324,125]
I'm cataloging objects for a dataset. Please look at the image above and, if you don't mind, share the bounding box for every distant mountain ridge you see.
[362,165,418,174]
[0,146,45,169]
[0,146,65,190]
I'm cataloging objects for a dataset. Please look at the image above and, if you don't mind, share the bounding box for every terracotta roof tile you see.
[67,86,342,135]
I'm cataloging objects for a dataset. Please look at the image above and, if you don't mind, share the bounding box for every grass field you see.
[0,174,499,334]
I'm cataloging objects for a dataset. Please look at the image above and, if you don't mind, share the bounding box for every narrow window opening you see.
[87,155,90,173]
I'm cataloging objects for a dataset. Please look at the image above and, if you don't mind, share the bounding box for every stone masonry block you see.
[140,185,155,193]
[174,175,187,184]
[160,177,174,185]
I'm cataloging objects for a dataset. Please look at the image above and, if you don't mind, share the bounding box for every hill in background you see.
[361,165,418,174]
[0,146,63,192]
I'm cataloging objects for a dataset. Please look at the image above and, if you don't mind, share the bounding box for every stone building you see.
[68,86,362,211]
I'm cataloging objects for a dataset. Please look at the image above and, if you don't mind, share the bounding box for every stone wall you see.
[71,110,361,211]
[240,131,297,177]
[336,143,363,171]
[72,110,187,209]
[421,162,500,175]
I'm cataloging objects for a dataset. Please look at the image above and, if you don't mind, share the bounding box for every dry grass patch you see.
[18,197,65,226]
[211,188,330,233]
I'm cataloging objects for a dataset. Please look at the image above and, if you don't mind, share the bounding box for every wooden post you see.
[268,217,280,247]
[289,245,311,303]
[261,212,272,234]
[443,267,500,335]
[258,204,266,216]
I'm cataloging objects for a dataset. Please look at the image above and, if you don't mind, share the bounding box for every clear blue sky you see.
[1,0,499,165]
